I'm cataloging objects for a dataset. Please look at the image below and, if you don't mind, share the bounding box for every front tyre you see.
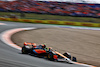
[47,53,54,61]
[72,56,77,62]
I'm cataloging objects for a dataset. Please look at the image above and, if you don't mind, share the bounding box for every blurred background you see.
[0,0,100,23]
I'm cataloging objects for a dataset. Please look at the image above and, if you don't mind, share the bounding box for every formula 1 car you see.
[21,42,77,64]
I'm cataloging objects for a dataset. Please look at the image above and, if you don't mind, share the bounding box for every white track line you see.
[57,26,100,31]
[0,27,96,67]
[0,23,6,25]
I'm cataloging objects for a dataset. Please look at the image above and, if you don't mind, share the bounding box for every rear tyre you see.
[22,47,27,54]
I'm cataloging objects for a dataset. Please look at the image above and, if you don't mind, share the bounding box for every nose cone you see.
[66,58,74,64]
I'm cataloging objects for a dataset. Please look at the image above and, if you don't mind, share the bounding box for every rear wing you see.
[24,42,36,46]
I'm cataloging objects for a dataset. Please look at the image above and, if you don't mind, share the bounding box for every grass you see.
[0,11,100,23]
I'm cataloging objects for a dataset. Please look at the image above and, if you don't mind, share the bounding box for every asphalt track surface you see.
[0,21,92,67]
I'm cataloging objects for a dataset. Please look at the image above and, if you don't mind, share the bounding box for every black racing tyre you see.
[63,53,71,59]
[72,56,77,62]
[22,47,27,54]
[47,53,54,61]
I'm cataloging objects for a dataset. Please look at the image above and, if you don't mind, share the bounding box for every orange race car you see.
[21,42,77,64]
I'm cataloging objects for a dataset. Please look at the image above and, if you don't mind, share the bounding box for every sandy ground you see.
[11,27,100,67]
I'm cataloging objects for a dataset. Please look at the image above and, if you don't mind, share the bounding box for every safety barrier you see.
[0,17,100,27]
